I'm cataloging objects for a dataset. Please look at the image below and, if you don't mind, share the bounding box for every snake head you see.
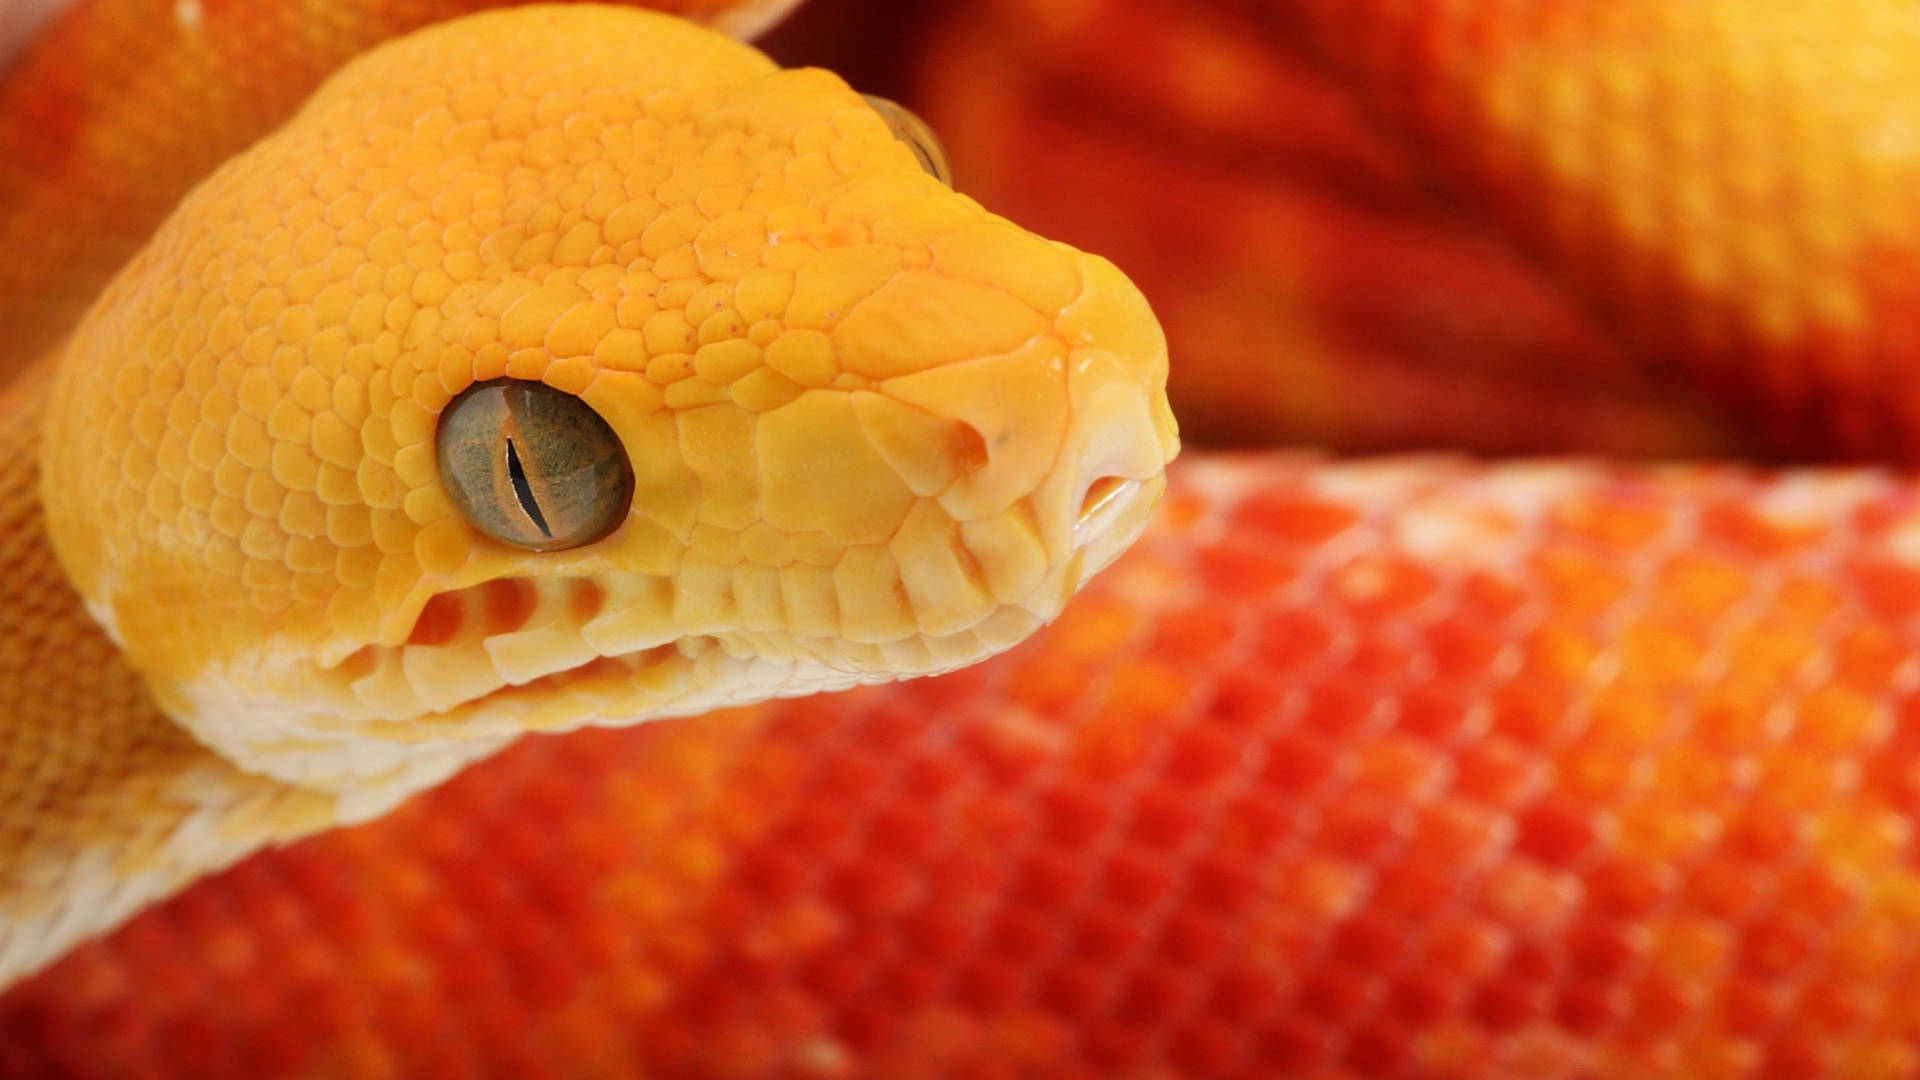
[40,7,1177,792]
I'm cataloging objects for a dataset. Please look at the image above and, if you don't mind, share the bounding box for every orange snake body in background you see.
[9,2,1920,1078]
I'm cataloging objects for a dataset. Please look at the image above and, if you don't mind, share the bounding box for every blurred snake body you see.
[0,4,1178,984]
[25,3,1920,1078]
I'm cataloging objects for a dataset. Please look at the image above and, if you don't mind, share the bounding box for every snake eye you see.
[436,379,635,552]
[862,94,953,186]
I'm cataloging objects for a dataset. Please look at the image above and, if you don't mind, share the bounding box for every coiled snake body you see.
[11,3,1920,1079]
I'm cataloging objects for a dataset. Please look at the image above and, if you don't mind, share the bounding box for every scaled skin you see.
[22,2,1920,1078]
[0,0,811,367]
[12,5,1176,984]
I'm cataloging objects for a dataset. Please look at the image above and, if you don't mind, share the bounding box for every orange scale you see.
[1324,910,1407,974]
[1397,683,1481,745]
[1418,917,1510,983]
[1006,849,1088,911]
[1758,1031,1833,1080]
[1143,908,1229,976]
[1252,607,1343,674]
[1722,804,1812,866]
[1834,622,1909,691]
[1774,865,1863,928]
[1315,794,1407,864]
[1166,1015,1243,1078]
[1735,914,1822,983]
[1255,729,1341,797]
[863,803,944,863]
[825,854,924,923]
[1532,547,1636,617]
[1299,675,1384,741]
[1528,541,1635,611]
[1546,494,1675,553]
[1514,796,1605,869]
[1152,487,1210,536]
[1721,619,1822,689]
[1468,974,1547,1033]
[1716,977,1793,1042]
[1098,848,1179,914]
[1559,734,1650,804]
[1199,667,1287,738]
[1421,616,1507,680]
[951,955,1026,1016]
[1147,601,1243,664]
[867,956,942,1014]
[1556,977,1631,1037]
[1195,540,1301,595]
[1212,794,1302,864]
[1699,499,1831,559]
[1625,974,1707,1039]
[1450,736,1544,808]
[1690,682,1781,752]
[1081,1021,1151,1073]
[1846,557,1920,624]
[1031,961,1109,1025]
[1111,963,1199,1029]
[1673,1035,1763,1080]
[1652,551,1761,622]
[1488,675,1576,748]
[1834,1039,1920,1080]
[1457,570,1533,626]
[1343,1017,1412,1075]
[1773,573,1847,625]
[1158,721,1248,790]
[1200,962,1281,1029]
[1031,782,1112,850]
[1126,785,1207,853]
[1065,713,1159,782]
[1827,917,1911,983]
[1098,658,1194,726]
[1651,747,1751,811]
[1293,964,1379,1028]
[1009,652,1102,718]
[1330,553,1441,618]
[1348,733,1446,802]
[1612,618,1713,690]
[1368,854,1459,925]
[1384,969,1461,1029]
[1755,746,1852,811]
[1798,979,1872,1039]
[1792,682,1888,754]
[1228,491,1363,548]
[1252,1013,1335,1074]
[1338,632,1419,684]
[1815,807,1913,878]
[1406,796,1505,870]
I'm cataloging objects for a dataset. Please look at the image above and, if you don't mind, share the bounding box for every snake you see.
[0,1,1177,986]
[9,2,1920,1078]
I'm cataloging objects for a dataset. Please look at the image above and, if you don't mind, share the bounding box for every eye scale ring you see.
[436,379,635,552]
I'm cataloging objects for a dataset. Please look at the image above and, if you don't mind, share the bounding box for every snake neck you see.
[0,357,355,986]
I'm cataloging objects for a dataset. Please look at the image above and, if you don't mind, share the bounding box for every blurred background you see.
[759,0,1749,460]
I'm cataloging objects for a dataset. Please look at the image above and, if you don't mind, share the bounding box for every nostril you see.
[1078,476,1131,525]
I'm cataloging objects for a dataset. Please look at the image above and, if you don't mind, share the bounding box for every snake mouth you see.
[320,574,711,735]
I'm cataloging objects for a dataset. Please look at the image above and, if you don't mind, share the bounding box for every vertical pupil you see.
[504,437,553,538]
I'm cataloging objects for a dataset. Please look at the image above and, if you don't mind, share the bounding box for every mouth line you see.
[319,573,707,731]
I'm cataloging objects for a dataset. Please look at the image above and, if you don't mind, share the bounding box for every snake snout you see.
[1028,255,1180,584]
